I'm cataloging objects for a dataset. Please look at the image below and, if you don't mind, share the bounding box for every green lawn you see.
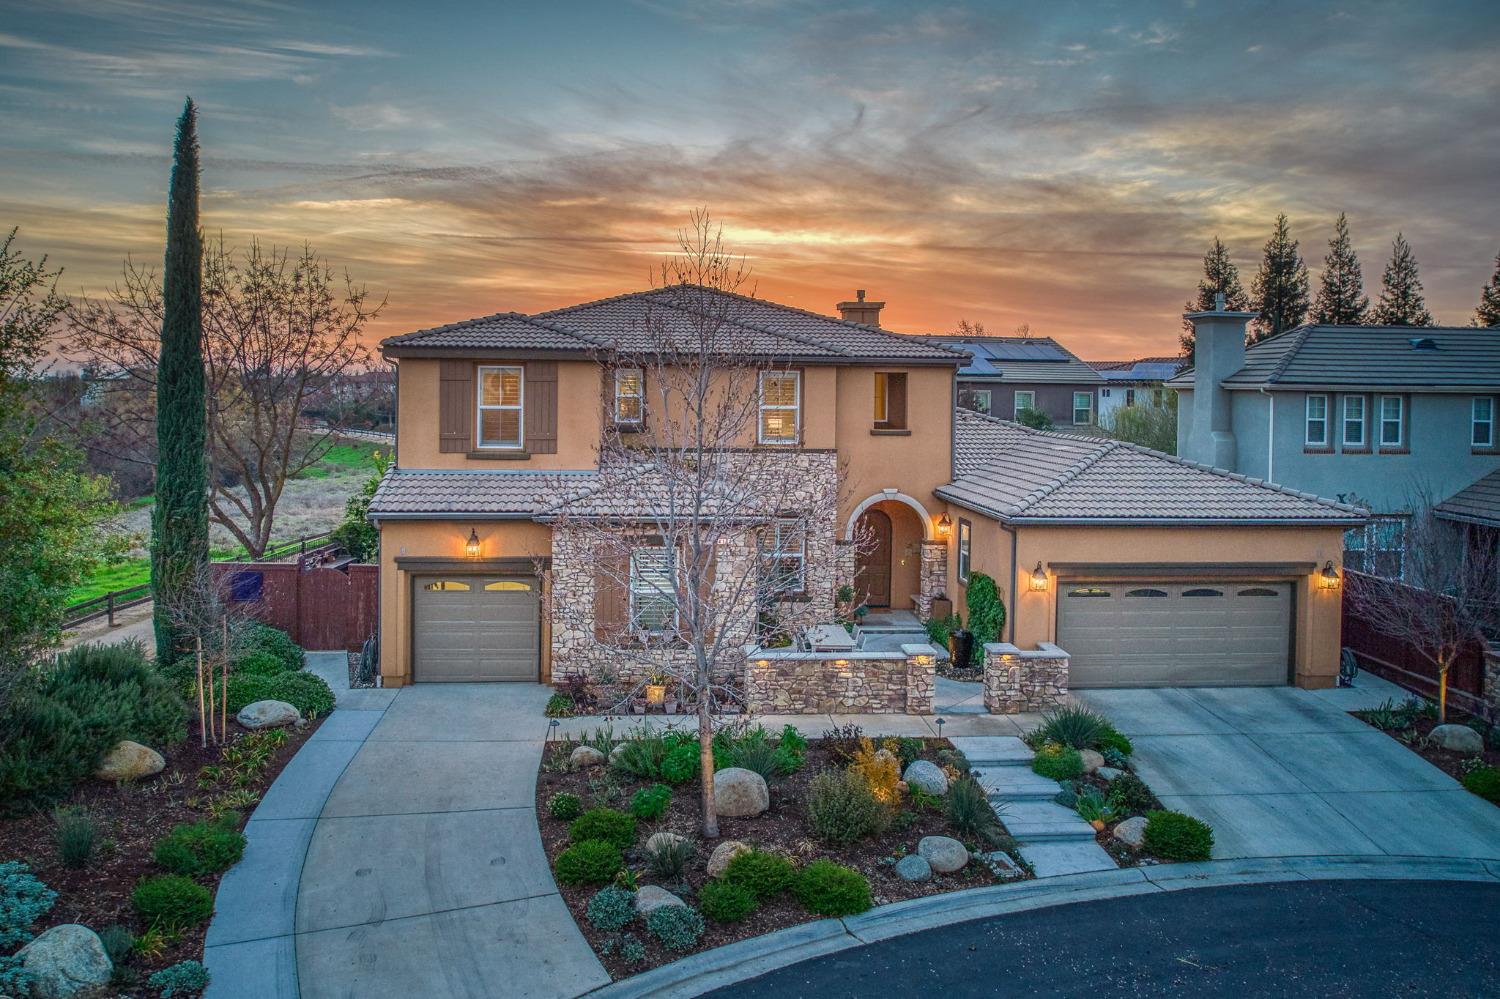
[69,557,153,605]
[296,440,380,479]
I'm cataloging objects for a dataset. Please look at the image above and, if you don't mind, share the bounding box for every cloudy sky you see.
[2,0,1497,356]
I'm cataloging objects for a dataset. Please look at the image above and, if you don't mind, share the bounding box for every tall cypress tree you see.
[1179,236,1250,360]
[151,99,209,662]
[1474,251,1500,327]
[1250,213,1310,342]
[1312,213,1369,324]
[1372,232,1434,326]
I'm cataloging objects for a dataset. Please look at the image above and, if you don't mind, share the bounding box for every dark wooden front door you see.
[855,509,892,607]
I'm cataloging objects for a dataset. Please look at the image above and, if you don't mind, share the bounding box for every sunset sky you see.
[2,0,1497,357]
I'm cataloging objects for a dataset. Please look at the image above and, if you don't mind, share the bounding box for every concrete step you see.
[947,736,1033,766]
[973,768,1062,801]
[1019,840,1118,878]
[991,799,1100,842]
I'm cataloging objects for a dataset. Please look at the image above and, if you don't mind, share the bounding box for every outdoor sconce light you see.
[465,528,481,559]
[833,659,850,667]
[935,514,953,540]
[1029,561,1048,591]
[1320,561,1341,589]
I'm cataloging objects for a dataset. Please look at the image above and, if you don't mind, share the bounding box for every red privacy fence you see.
[1341,570,1492,720]
[211,557,377,652]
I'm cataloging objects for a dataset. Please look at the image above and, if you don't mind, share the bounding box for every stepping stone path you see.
[947,736,1117,879]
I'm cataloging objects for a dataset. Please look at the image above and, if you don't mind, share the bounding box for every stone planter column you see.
[834,540,856,600]
[915,541,948,620]
[1485,648,1500,721]
[901,643,939,714]
[982,642,1070,714]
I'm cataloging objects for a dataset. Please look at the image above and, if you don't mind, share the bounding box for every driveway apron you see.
[294,684,609,999]
[1076,686,1500,862]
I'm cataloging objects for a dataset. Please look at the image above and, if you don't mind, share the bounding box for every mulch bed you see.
[0,717,322,993]
[1351,712,1500,802]
[536,736,1025,980]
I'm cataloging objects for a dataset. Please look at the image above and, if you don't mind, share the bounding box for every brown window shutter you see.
[593,546,630,642]
[438,360,473,453]
[889,373,908,429]
[526,361,559,453]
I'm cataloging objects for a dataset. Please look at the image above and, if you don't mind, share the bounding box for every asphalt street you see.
[705,879,1500,998]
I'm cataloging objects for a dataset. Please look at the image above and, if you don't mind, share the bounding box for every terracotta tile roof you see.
[941,409,1365,525]
[382,287,967,364]
[1168,325,1500,390]
[1435,468,1500,528]
[367,467,599,518]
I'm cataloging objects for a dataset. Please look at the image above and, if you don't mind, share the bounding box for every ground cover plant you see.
[1351,696,1500,808]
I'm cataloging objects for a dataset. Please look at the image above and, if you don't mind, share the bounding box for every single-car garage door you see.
[412,575,539,682]
[1057,580,1291,688]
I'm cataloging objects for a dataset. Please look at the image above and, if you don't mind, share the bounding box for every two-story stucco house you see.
[367,287,1359,699]
[1170,304,1500,576]
[926,334,1106,428]
[1088,356,1183,425]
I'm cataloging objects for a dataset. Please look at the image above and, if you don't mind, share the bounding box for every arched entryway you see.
[850,498,928,609]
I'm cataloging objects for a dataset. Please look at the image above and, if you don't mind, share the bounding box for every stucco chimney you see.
[837,289,885,327]
[1180,295,1256,470]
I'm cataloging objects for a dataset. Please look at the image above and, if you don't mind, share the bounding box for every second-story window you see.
[1379,395,1404,447]
[477,365,523,449]
[614,368,644,427]
[759,370,800,444]
[1072,391,1093,425]
[1013,390,1035,418]
[1342,395,1366,447]
[1473,397,1494,448]
[1305,394,1328,446]
[873,372,907,430]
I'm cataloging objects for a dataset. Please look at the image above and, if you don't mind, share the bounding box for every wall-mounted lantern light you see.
[465,528,482,559]
[1320,560,1341,589]
[1029,561,1048,591]
[935,514,953,540]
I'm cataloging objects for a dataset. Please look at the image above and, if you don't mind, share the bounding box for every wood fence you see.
[211,554,378,652]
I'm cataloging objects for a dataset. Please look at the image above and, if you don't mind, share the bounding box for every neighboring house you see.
[925,334,1105,428]
[368,287,1358,694]
[1170,306,1500,576]
[1087,356,1183,424]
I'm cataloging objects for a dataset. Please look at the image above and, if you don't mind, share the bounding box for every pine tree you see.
[1372,232,1434,326]
[1250,213,1310,342]
[151,99,209,663]
[1180,236,1250,360]
[1474,251,1500,327]
[1312,213,1369,324]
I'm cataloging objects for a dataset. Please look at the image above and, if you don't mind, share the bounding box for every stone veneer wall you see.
[1486,649,1500,722]
[744,643,939,714]
[982,642,1070,714]
[915,541,948,620]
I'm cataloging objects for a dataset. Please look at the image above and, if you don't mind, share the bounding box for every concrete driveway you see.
[293,684,609,999]
[1075,685,1500,862]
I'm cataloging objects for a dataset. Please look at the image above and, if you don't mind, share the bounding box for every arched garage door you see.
[412,575,539,682]
[1057,580,1291,687]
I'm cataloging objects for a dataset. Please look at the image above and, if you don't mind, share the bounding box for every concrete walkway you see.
[1075,681,1500,862]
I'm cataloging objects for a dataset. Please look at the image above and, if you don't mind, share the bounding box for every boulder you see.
[93,741,164,782]
[634,885,686,916]
[16,924,112,998]
[1430,724,1484,755]
[1097,766,1124,782]
[713,767,770,817]
[610,742,629,765]
[873,748,899,768]
[1113,815,1148,849]
[706,840,751,878]
[236,699,301,731]
[1079,749,1105,774]
[916,835,968,873]
[903,760,949,796]
[980,850,1025,878]
[894,854,932,882]
[645,831,689,853]
[570,745,607,770]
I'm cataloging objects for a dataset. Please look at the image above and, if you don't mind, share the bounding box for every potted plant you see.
[644,671,668,708]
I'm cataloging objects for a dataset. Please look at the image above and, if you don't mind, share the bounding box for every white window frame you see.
[613,367,644,427]
[476,365,524,450]
[1342,395,1366,447]
[956,518,971,584]
[1473,397,1494,448]
[629,547,676,635]
[1305,394,1328,446]
[759,518,807,595]
[971,389,991,415]
[758,370,801,444]
[1379,395,1404,447]
[1072,391,1093,425]
[1013,390,1035,418]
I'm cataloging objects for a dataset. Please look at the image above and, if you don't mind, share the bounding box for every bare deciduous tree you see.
[67,237,382,555]
[1345,503,1500,722]
[547,211,849,837]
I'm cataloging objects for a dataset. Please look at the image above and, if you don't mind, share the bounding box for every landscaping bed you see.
[1351,697,1500,806]
[535,723,1027,980]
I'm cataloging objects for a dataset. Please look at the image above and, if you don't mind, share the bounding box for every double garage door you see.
[412,575,539,682]
[1057,580,1292,688]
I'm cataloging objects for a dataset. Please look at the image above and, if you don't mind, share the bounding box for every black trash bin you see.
[947,629,974,670]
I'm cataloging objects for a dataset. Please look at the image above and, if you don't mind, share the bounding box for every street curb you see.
[582,854,1500,998]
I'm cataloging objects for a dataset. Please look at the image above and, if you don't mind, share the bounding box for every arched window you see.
[1125,588,1168,598]
[422,580,471,591]
[484,580,531,591]
[1182,588,1223,597]
[1237,587,1279,597]
[1067,587,1111,598]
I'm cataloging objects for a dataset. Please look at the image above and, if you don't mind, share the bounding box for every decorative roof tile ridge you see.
[1103,437,1367,515]
[635,288,854,357]
[382,310,529,346]
[953,409,1117,515]
[1263,324,1316,385]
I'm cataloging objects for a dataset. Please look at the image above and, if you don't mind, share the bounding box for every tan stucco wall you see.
[395,358,602,469]
[377,519,554,686]
[836,366,954,531]
[942,517,1347,688]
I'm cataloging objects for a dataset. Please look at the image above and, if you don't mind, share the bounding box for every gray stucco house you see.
[928,334,1106,427]
[1171,302,1500,575]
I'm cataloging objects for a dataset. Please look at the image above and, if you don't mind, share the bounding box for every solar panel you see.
[983,341,1068,361]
